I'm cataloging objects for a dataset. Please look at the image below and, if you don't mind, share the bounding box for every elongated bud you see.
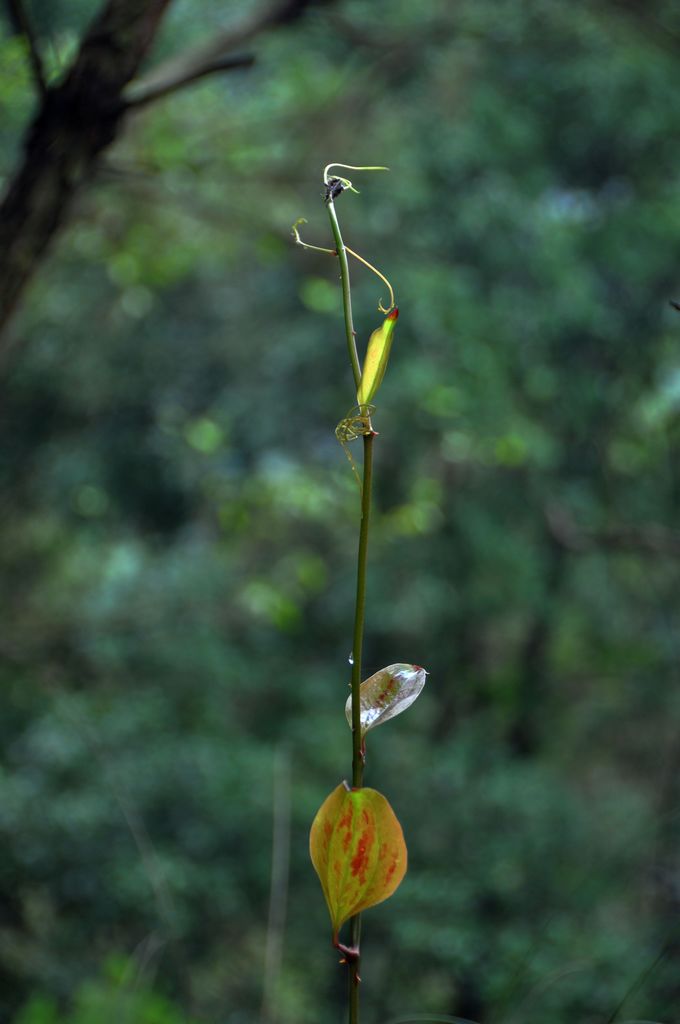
[356,308,399,406]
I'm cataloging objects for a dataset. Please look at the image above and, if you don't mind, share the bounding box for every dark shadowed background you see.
[2,1,680,1022]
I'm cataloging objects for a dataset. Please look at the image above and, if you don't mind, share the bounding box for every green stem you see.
[327,198,361,390]
[328,173,384,1024]
[348,911,362,1024]
[331,193,373,1024]
[348,431,373,1022]
[351,432,372,789]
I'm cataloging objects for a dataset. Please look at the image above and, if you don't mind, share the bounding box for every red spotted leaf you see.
[309,783,407,940]
[345,663,427,738]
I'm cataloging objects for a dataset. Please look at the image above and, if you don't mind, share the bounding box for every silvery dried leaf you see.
[345,663,427,737]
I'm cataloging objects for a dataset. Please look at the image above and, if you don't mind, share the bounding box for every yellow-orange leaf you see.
[309,783,407,940]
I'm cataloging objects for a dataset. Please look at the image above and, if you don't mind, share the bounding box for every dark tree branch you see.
[0,0,172,352]
[126,53,255,109]
[508,534,565,758]
[0,0,332,357]
[602,0,680,57]
[4,0,47,97]
[125,0,323,107]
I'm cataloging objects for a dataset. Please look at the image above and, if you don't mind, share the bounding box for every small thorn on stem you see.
[334,939,360,965]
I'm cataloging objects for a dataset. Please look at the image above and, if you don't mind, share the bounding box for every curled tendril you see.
[335,405,376,493]
[291,221,395,314]
[335,404,375,442]
[291,218,335,255]
[345,247,395,314]
[323,163,389,189]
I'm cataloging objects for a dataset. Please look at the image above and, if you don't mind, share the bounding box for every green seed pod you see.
[356,308,399,407]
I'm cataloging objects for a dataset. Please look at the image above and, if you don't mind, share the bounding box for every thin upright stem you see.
[347,431,374,1021]
[348,909,362,1023]
[327,169,385,1024]
[326,198,361,390]
[351,432,372,790]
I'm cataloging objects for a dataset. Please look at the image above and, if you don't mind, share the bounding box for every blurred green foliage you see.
[14,958,198,1024]
[2,1,680,1022]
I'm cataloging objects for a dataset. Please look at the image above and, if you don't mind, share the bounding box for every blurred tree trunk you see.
[0,0,325,357]
[0,0,172,349]
[508,533,566,757]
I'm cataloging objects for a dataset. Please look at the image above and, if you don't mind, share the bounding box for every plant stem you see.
[326,198,361,391]
[348,911,362,1024]
[329,190,375,1024]
[348,431,373,1022]
[351,432,373,790]
[326,170,391,1023]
